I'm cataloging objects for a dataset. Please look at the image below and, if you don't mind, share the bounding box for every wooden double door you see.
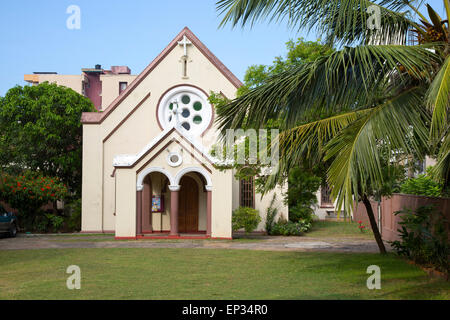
[178,176,199,233]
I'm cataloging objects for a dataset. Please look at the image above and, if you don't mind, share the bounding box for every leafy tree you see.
[216,0,450,253]
[0,82,95,198]
[400,168,444,197]
[285,167,321,223]
[209,39,332,190]
[237,38,334,96]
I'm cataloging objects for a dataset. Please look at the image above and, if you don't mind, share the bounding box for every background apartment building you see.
[24,65,136,111]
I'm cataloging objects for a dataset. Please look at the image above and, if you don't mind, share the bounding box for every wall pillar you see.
[136,190,143,236]
[206,190,212,237]
[169,186,180,236]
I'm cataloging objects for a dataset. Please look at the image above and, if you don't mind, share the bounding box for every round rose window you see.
[157,86,212,137]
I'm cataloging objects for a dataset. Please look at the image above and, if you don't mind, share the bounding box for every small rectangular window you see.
[239,178,255,208]
[119,82,128,94]
[320,184,333,207]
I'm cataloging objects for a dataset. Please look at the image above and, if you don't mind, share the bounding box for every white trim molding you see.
[157,85,212,137]
[136,167,175,191]
[167,151,183,167]
[168,185,181,192]
[174,166,212,187]
[113,124,216,168]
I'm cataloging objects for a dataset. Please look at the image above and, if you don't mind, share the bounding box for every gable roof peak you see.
[81,26,242,124]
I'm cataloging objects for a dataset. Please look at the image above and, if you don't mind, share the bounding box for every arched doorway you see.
[178,176,199,233]
[141,173,170,233]
[136,169,173,236]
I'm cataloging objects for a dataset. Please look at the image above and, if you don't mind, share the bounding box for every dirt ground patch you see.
[0,233,388,253]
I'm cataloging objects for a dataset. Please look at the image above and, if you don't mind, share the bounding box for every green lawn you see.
[0,248,448,300]
[306,220,374,239]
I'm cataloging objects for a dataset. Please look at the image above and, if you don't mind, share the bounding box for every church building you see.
[79,27,289,239]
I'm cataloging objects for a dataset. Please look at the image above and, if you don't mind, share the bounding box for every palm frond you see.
[279,109,372,163]
[427,55,450,142]
[324,87,429,211]
[216,0,417,45]
[431,130,450,186]
[261,109,372,191]
[216,43,440,135]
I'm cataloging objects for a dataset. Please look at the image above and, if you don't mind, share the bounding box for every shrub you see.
[285,167,321,223]
[30,212,64,233]
[265,194,278,234]
[45,214,65,233]
[390,205,449,274]
[400,170,443,197]
[232,206,261,233]
[65,199,81,232]
[0,171,69,229]
[270,218,312,236]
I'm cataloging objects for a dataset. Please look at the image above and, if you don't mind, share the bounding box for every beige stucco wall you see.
[100,74,137,108]
[81,124,103,231]
[115,168,136,237]
[425,156,437,168]
[38,74,83,94]
[29,74,138,111]
[314,188,337,220]
[231,173,288,232]
[254,185,288,231]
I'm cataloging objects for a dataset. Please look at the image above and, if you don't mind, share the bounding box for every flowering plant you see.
[0,171,68,217]
[357,220,367,233]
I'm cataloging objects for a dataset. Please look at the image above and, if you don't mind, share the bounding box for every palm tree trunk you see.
[362,195,387,254]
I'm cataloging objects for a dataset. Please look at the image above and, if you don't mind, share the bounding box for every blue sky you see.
[0,0,446,96]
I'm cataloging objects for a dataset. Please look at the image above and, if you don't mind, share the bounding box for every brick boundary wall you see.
[353,193,450,242]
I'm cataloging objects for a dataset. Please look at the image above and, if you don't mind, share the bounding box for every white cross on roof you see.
[178,35,192,57]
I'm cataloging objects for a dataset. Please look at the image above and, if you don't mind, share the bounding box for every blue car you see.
[0,205,18,237]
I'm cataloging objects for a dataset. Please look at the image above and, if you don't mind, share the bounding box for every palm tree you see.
[215,0,450,253]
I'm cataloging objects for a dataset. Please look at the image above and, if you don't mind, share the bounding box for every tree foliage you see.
[0,82,96,197]
[209,38,332,188]
[216,0,450,253]
[216,0,450,209]
[400,168,444,197]
[391,205,449,274]
[237,38,334,96]
[285,167,321,223]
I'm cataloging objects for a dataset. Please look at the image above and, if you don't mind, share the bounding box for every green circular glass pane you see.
[193,115,202,124]
[169,103,173,110]
[181,95,190,104]
[193,101,202,111]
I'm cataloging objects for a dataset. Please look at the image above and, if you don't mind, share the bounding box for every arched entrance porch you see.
[136,167,212,237]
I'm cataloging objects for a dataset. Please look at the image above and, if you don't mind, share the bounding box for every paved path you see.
[0,234,390,253]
